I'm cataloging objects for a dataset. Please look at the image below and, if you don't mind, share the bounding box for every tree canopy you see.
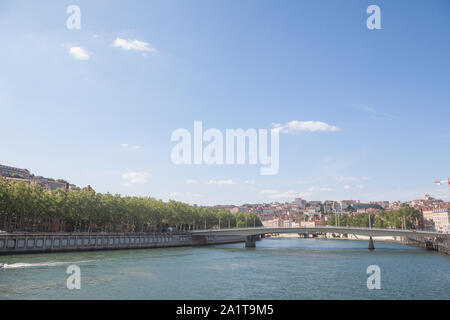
[327,207,421,229]
[0,178,262,233]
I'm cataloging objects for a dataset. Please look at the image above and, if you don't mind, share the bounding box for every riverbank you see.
[267,232,450,255]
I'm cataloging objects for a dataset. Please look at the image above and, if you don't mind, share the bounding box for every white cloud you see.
[361,176,372,181]
[204,179,236,185]
[356,184,365,189]
[113,38,157,54]
[185,179,200,184]
[69,46,89,60]
[122,171,149,187]
[272,120,341,134]
[245,180,256,184]
[344,185,351,190]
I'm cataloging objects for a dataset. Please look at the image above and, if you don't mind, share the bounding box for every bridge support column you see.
[245,235,257,248]
[368,236,375,250]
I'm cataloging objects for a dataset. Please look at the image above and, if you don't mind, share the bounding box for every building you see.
[408,195,444,210]
[370,201,389,209]
[262,218,283,228]
[300,221,315,227]
[1,176,34,185]
[422,209,434,230]
[341,200,359,210]
[0,164,31,178]
[0,164,78,191]
[293,198,307,209]
[423,207,450,233]
[431,207,450,233]
[305,206,320,216]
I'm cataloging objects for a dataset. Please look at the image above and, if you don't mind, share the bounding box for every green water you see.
[0,238,449,300]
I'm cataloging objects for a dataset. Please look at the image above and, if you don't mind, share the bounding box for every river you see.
[0,238,449,300]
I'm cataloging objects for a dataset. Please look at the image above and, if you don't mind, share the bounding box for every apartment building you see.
[423,207,450,232]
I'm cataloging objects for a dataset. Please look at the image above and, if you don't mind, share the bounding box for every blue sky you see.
[0,0,449,205]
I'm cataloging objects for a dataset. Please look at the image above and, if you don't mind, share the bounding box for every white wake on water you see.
[1,260,97,270]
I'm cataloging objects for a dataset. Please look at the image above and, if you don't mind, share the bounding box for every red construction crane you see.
[434,178,450,196]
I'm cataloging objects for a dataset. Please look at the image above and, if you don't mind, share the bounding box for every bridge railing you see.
[191,226,447,236]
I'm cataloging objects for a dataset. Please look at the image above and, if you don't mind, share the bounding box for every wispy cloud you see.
[308,186,334,192]
[260,189,313,200]
[336,176,372,183]
[185,179,236,185]
[204,179,236,185]
[69,46,89,60]
[169,192,203,198]
[121,144,141,151]
[272,120,341,133]
[359,105,397,120]
[335,176,359,183]
[113,38,157,55]
[122,171,149,187]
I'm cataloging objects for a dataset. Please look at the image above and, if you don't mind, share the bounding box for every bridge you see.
[191,226,447,249]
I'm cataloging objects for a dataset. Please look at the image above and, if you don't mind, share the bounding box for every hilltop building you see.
[0,163,77,191]
[0,164,31,178]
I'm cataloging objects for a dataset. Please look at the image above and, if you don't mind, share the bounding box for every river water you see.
[0,238,449,300]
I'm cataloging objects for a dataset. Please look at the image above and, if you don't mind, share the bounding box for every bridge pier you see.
[245,235,257,248]
[368,236,375,250]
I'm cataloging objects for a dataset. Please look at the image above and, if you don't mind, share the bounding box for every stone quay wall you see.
[0,233,246,255]
[402,236,450,255]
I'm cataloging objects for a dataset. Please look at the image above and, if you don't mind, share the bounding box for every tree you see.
[0,177,263,233]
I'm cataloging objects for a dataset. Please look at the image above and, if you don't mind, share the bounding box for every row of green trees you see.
[0,178,262,233]
[326,207,422,229]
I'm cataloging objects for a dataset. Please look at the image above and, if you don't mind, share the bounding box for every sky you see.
[0,0,449,205]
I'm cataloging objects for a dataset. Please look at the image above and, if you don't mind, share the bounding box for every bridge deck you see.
[191,226,446,238]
